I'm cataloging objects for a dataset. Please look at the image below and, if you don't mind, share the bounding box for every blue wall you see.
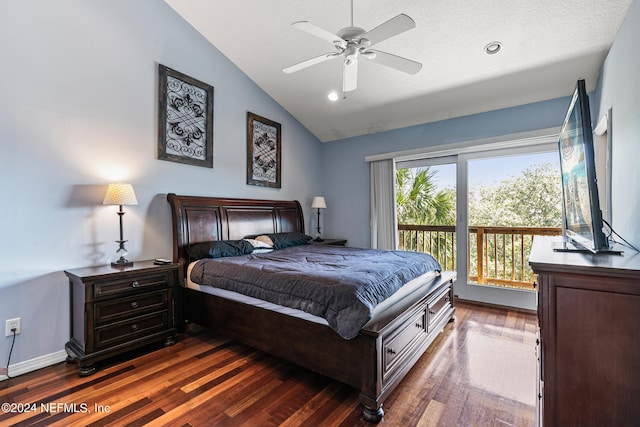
[322,97,570,249]
[0,0,323,375]
[594,0,640,249]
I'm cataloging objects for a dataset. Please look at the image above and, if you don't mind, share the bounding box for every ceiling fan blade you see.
[283,52,341,74]
[360,14,416,47]
[367,49,422,74]
[291,21,347,48]
[343,58,358,92]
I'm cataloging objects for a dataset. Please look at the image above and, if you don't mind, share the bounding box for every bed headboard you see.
[167,193,305,275]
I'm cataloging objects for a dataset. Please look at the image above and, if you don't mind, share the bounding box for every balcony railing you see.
[398,224,561,290]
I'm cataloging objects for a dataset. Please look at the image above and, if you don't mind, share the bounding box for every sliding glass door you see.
[396,138,561,309]
[466,152,561,290]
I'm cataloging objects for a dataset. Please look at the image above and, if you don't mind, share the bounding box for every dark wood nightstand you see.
[64,260,178,376]
[311,238,347,246]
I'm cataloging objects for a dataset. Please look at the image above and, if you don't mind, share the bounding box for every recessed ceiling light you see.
[327,91,339,101]
[484,41,502,55]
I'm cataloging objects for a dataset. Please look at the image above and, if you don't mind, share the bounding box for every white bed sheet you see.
[186,261,439,328]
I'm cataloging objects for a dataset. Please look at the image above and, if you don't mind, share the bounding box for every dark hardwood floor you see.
[0,301,537,426]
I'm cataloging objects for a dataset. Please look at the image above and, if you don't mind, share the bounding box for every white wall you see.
[0,0,323,375]
[595,0,640,250]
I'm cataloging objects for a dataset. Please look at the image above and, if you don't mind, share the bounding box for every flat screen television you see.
[556,79,609,253]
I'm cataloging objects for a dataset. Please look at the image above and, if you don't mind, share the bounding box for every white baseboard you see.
[0,350,67,381]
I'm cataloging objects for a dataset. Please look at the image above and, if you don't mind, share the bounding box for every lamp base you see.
[111,239,132,268]
[111,258,133,268]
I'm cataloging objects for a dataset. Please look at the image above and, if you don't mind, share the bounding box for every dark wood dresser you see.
[529,236,640,426]
[64,260,178,376]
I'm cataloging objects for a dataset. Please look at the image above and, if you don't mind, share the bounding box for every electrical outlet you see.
[5,318,21,336]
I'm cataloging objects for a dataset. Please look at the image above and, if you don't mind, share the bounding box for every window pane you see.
[396,163,456,270]
[467,152,561,290]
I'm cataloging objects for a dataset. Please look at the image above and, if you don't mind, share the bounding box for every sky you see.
[429,152,560,190]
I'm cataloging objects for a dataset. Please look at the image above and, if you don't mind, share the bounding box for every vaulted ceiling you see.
[165,0,633,142]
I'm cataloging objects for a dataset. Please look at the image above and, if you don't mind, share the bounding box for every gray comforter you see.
[190,244,442,339]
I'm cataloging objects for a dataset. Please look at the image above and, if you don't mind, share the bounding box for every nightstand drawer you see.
[94,290,169,325]
[95,311,169,350]
[94,272,170,299]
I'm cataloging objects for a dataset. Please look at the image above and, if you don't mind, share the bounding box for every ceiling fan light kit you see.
[283,1,422,93]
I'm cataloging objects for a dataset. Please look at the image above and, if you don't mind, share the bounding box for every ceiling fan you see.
[283,0,422,93]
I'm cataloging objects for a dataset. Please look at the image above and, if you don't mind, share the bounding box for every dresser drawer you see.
[427,286,452,331]
[383,309,427,378]
[93,272,170,299]
[95,311,169,350]
[94,290,169,325]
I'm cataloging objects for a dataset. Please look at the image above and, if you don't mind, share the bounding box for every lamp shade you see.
[311,196,326,209]
[103,183,138,206]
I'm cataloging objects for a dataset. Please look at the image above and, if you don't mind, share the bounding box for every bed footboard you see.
[358,271,455,422]
[181,271,455,422]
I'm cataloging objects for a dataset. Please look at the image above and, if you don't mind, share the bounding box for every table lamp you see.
[103,183,138,267]
[311,196,326,242]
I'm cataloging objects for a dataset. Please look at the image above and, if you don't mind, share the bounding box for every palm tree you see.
[396,167,455,225]
[396,167,456,268]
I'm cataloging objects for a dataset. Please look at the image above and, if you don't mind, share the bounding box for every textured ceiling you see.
[165,0,633,142]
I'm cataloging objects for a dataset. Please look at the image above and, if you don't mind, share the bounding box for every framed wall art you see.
[158,64,214,168]
[247,112,281,188]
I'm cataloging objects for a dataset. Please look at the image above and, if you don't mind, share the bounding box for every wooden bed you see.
[167,193,456,422]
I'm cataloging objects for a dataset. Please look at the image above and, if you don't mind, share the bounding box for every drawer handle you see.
[429,309,436,315]
[131,324,139,331]
[131,301,139,309]
[131,281,139,288]
[415,322,423,329]
[387,348,397,355]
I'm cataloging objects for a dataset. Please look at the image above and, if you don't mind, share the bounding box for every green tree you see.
[396,162,561,282]
[468,162,561,227]
[396,167,456,269]
[396,167,455,225]
[466,162,561,287]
